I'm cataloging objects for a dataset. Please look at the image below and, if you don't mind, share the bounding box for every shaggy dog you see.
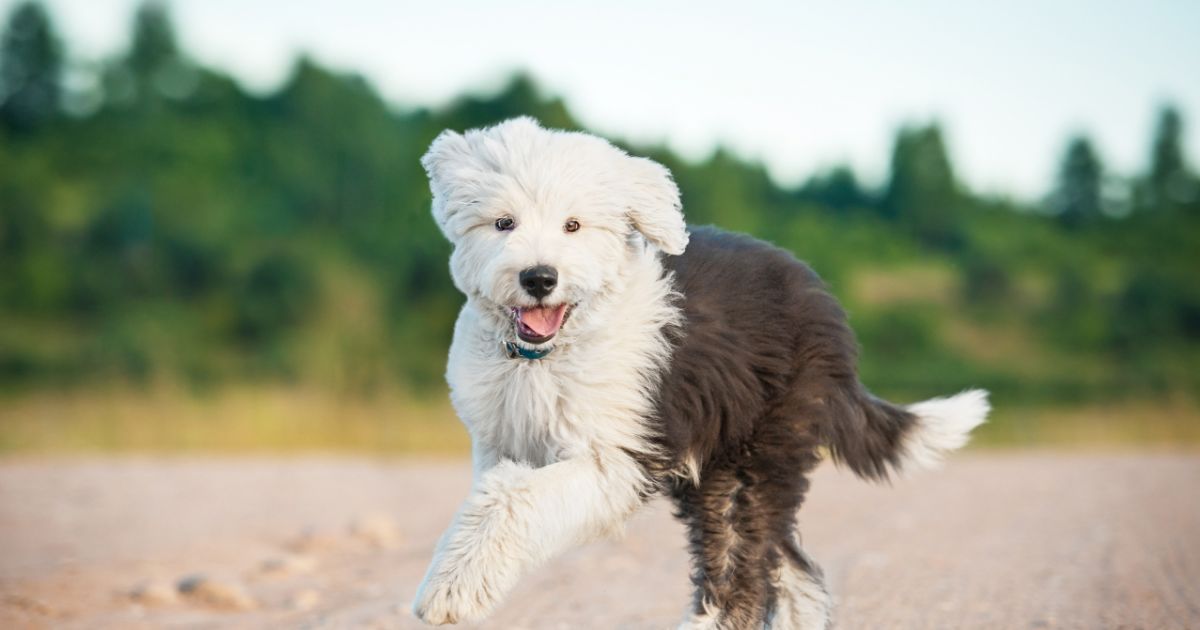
[412,117,989,629]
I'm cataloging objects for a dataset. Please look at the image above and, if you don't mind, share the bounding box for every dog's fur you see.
[412,118,990,629]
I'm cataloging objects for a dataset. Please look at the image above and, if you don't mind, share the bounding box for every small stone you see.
[286,527,339,554]
[288,588,321,612]
[128,580,178,606]
[177,574,257,611]
[349,514,401,549]
[2,593,54,616]
[259,554,318,577]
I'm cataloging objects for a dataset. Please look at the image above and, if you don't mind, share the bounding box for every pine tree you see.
[128,0,178,78]
[106,1,194,107]
[0,1,62,133]
[883,123,963,249]
[1142,105,1198,214]
[798,165,870,212]
[1051,136,1104,229]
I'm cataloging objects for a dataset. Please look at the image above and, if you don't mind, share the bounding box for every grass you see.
[975,398,1200,449]
[0,386,1197,455]
[0,386,470,455]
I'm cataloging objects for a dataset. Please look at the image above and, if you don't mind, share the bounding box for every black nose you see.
[519,265,558,299]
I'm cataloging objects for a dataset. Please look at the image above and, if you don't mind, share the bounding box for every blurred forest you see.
[1,2,1198,449]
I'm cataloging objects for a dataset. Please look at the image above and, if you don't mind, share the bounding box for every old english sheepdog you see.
[412,117,989,629]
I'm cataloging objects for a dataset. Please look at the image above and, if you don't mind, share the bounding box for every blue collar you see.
[504,341,553,360]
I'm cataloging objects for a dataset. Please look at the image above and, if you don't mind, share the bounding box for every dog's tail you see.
[823,388,990,482]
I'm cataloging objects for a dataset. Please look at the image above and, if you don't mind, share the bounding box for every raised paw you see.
[412,562,498,626]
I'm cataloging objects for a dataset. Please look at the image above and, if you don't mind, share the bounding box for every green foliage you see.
[1138,105,1200,216]
[230,251,316,345]
[1052,135,1105,229]
[100,0,199,113]
[1111,264,1200,351]
[127,1,178,76]
[882,124,965,250]
[0,0,61,133]
[1,1,1198,406]
[795,165,872,214]
[960,250,1013,306]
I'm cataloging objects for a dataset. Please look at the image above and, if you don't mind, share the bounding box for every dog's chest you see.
[485,364,571,465]
[450,342,658,467]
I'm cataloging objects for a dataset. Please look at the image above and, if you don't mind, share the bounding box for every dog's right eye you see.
[495,216,516,231]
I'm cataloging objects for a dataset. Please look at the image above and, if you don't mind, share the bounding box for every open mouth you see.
[511,304,572,344]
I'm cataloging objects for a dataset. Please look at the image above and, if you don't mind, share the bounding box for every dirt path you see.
[1,453,1198,629]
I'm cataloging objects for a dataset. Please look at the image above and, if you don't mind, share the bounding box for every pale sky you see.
[8,0,1200,198]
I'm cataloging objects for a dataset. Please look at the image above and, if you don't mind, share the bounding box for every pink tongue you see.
[520,305,567,337]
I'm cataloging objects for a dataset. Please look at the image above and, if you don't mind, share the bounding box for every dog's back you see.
[654,225,988,483]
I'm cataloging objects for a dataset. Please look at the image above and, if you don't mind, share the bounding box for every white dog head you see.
[422,117,687,347]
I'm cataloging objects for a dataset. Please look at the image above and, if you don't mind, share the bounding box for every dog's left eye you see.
[564,219,581,233]
[495,216,516,231]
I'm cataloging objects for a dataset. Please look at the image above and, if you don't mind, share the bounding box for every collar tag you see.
[504,341,552,360]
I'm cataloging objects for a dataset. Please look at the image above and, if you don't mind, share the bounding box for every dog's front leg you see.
[412,450,647,625]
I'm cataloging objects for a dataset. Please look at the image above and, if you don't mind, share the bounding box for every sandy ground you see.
[1,453,1198,629]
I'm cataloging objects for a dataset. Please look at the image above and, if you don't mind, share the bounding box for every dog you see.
[412,117,989,629]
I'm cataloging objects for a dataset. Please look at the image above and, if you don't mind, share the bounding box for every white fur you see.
[901,389,990,471]
[413,118,686,625]
[679,558,831,630]
[413,456,648,624]
[766,554,831,630]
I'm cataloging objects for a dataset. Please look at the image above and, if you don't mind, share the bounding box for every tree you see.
[0,1,62,133]
[106,1,194,106]
[1050,135,1104,229]
[673,147,773,235]
[797,165,871,213]
[882,123,963,249]
[128,1,177,76]
[436,73,579,134]
[1141,104,1198,214]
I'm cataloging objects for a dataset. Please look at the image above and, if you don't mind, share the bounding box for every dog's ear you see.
[421,129,474,239]
[622,156,688,255]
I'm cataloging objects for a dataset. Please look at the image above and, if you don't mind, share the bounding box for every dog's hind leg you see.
[674,462,774,629]
[765,532,831,630]
[674,438,821,630]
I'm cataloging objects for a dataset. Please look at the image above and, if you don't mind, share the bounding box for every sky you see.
[7,0,1200,198]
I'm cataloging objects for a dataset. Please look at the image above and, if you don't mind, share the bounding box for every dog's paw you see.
[411,565,496,626]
